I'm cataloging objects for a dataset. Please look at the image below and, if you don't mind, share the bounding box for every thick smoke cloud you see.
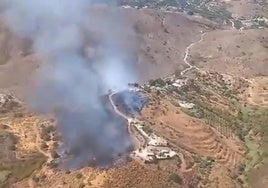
[3,0,137,169]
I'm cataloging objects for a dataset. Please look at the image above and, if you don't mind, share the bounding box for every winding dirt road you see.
[180,32,206,76]
[27,120,53,188]
[108,92,140,148]
[107,30,209,148]
[34,122,53,161]
[108,92,129,120]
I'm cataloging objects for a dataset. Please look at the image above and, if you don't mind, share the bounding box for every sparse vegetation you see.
[47,160,58,168]
[41,142,48,149]
[51,150,60,159]
[0,153,46,187]
[142,124,153,134]
[76,173,83,179]
[40,124,56,141]
[169,173,183,184]
[199,157,215,175]
[149,78,166,87]
[233,20,244,29]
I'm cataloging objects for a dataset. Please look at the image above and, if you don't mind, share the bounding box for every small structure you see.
[172,79,187,88]
[148,134,168,146]
[121,5,131,9]
[147,146,176,159]
[130,119,177,163]
[178,100,195,109]
[155,150,177,159]
[131,149,155,163]
[132,146,177,162]
[129,87,141,92]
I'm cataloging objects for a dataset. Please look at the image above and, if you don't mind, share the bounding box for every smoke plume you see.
[3,0,138,169]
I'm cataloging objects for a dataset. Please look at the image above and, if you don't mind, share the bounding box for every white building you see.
[155,150,177,159]
[148,134,168,146]
[121,5,131,9]
[178,100,195,109]
[172,79,187,88]
[131,149,154,162]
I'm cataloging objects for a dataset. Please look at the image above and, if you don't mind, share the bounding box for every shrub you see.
[32,175,40,183]
[41,142,48,149]
[79,183,85,188]
[169,173,183,185]
[47,161,58,168]
[149,78,165,87]
[187,11,194,15]
[76,173,83,179]
[51,151,60,159]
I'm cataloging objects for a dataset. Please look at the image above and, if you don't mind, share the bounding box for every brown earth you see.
[248,158,268,188]
[124,8,210,82]
[224,0,264,19]
[13,166,104,188]
[103,161,176,188]
[141,98,245,169]
[208,164,238,188]
[188,29,268,78]
[246,76,268,107]
[0,115,41,157]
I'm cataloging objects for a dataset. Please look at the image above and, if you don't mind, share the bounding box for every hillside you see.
[0,2,267,188]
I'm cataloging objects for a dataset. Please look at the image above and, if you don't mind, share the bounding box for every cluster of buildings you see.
[129,119,177,163]
[145,77,188,94]
[120,4,181,13]
[145,77,196,109]
[171,78,188,88]
[125,77,194,163]
[132,146,177,163]
[229,16,268,30]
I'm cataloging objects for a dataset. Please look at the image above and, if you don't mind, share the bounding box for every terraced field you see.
[141,97,246,172]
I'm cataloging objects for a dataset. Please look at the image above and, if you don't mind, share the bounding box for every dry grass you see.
[104,161,175,188]
[188,29,268,78]
[247,77,268,107]
[225,0,263,19]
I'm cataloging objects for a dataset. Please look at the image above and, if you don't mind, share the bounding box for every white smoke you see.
[2,0,138,168]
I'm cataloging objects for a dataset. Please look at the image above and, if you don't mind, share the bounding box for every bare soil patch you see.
[247,77,268,107]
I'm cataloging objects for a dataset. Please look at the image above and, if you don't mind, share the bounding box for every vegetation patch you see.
[169,173,183,185]
[0,128,46,187]
[0,153,46,187]
[199,157,215,175]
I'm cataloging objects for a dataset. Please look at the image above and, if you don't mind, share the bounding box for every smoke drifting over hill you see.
[3,0,137,169]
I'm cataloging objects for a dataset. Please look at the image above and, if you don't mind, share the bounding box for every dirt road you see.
[181,32,206,75]
[108,92,140,148]
[33,119,53,161]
